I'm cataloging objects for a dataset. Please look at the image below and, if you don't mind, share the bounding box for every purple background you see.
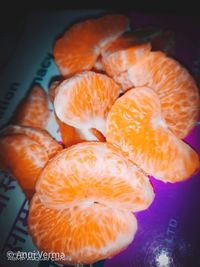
[104,12,200,267]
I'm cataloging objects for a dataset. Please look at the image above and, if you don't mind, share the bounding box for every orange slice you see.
[54,71,120,141]
[0,125,62,198]
[35,142,154,211]
[29,195,137,265]
[101,33,139,58]
[28,142,154,265]
[106,87,199,183]
[53,14,129,77]
[127,51,200,138]
[101,33,151,77]
[48,79,85,147]
[12,84,49,129]
[101,29,175,90]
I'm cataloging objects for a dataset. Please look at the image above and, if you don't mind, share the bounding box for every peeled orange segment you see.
[54,71,120,141]
[100,33,151,91]
[12,85,49,129]
[48,81,85,147]
[127,51,200,138]
[106,87,200,183]
[101,30,175,91]
[53,14,129,77]
[101,33,139,58]
[102,43,151,78]
[0,125,62,198]
[0,125,62,158]
[28,195,138,265]
[28,142,153,265]
[36,142,154,212]
[101,34,151,77]
[0,135,48,199]
[93,14,129,47]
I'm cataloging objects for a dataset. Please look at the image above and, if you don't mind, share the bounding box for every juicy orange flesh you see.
[101,33,151,76]
[36,142,154,212]
[28,142,154,264]
[0,125,62,159]
[0,134,48,197]
[0,125,62,198]
[106,87,199,182]
[4,13,199,267]
[128,52,200,138]
[48,81,85,147]
[54,71,120,140]
[28,194,137,265]
[102,43,151,77]
[101,33,139,57]
[53,15,129,76]
[12,85,49,129]
[55,72,120,120]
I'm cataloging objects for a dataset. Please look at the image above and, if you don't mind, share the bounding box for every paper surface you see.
[0,10,200,267]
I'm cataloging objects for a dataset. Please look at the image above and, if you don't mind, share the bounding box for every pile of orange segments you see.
[0,13,199,266]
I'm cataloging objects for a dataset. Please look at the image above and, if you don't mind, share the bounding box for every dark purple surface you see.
[104,13,200,267]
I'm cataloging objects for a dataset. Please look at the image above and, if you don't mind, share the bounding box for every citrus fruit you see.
[0,125,62,198]
[106,87,199,183]
[28,142,154,265]
[100,28,175,90]
[53,14,129,77]
[35,142,154,212]
[101,33,151,78]
[127,51,200,138]
[29,194,137,265]
[48,80,85,146]
[12,84,49,129]
[54,71,120,141]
